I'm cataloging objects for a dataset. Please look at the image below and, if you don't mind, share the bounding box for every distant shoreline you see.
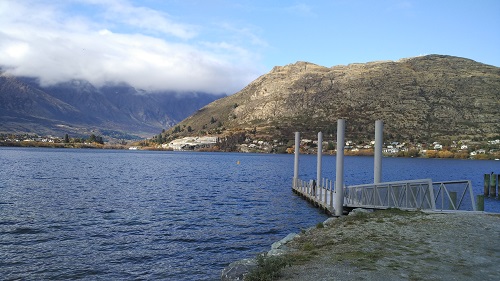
[1,142,499,161]
[0,141,124,149]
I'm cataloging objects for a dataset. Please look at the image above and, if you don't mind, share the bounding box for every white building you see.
[168,136,217,151]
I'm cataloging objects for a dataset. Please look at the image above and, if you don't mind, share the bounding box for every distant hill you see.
[164,55,500,143]
[0,73,224,139]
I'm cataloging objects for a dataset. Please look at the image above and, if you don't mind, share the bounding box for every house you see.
[383,147,399,154]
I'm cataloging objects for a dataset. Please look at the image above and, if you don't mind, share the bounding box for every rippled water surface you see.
[0,148,499,280]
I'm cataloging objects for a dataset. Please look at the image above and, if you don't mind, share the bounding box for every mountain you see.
[0,73,224,139]
[164,55,500,143]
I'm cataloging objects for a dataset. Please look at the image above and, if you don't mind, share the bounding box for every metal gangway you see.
[345,179,477,211]
[293,178,477,214]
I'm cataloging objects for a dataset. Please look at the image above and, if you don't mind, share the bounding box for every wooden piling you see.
[477,195,485,211]
[498,174,500,199]
[490,174,497,198]
[484,174,490,196]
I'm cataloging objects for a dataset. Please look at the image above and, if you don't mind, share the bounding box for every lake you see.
[1,148,499,280]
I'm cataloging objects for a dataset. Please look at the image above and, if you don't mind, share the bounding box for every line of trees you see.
[63,133,104,144]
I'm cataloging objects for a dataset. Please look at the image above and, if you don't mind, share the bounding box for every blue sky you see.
[1,0,499,94]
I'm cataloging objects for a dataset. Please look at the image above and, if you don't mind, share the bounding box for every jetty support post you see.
[490,173,497,198]
[484,173,490,196]
[316,131,323,199]
[477,195,485,211]
[498,174,500,198]
[374,120,383,184]
[334,119,345,216]
[293,132,300,189]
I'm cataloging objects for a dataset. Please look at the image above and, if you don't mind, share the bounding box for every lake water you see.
[1,148,499,280]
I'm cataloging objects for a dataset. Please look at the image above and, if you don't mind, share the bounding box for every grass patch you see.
[302,242,315,252]
[245,254,291,281]
[330,250,384,271]
[423,256,440,263]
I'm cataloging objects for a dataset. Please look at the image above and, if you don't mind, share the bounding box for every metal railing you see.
[292,177,335,212]
[344,179,436,210]
[432,180,476,211]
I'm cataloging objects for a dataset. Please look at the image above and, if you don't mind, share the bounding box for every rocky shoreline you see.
[222,209,500,281]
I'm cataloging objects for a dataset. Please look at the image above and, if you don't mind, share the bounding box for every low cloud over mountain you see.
[0,0,263,94]
[0,73,224,138]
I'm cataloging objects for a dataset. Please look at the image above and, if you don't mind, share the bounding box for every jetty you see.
[292,120,478,216]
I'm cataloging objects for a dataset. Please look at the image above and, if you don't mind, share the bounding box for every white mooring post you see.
[374,120,383,184]
[316,132,323,199]
[334,119,345,216]
[293,132,300,188]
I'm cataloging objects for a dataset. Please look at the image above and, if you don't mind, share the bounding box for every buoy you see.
[237,160,240,165]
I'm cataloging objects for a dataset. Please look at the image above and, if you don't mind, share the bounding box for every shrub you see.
[245,254,290,281]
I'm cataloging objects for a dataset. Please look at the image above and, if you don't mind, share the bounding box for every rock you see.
[268,232,299,256]
[323,217,338,226]
[271,233,298,250]
[221,233,299,280]
[221,258,257,281]
[348,208,373,216]
[267,248,289,256]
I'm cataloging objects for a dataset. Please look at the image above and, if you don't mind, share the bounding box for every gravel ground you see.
[276,210,500,281]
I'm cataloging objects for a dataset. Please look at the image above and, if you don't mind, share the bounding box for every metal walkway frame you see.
[432,180,476,211]
[345,179,477,211]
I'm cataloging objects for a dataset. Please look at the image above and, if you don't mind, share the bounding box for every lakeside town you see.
[1,133,499,160]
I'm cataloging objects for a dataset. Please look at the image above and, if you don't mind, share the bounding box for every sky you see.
[1,0,499,95]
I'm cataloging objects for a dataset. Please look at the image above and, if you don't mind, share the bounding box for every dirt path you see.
[276,210,500,281]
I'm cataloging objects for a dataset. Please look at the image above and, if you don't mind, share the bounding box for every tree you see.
[64,134,70,143]
[327,141,335,151]
[89,134,104,144]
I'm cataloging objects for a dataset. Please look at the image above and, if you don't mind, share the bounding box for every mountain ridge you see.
[0,72,224,139]
[163,54,500,143]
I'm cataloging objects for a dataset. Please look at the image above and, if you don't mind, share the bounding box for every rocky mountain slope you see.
[0,73,224,139]
[165,55,500,143]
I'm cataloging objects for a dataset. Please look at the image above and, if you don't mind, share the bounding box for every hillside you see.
[0,73,224,139]
[164,55,500,143]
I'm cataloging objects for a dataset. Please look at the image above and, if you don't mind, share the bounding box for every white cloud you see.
[0,0,264,94]
[80,0,198,39]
